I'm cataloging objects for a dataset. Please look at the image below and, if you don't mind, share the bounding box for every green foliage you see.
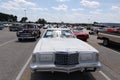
[93,22,98,24]
[36,18,47,25]
[0,12,17,22]
[20,17,28,22]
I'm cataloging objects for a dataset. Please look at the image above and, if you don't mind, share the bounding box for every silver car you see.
[30,28,101,73]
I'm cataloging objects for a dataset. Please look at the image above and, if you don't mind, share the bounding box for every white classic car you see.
[30,28,101,73]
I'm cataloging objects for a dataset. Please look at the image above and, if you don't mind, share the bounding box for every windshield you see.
[44,29,75,38]
[23,24,35,29]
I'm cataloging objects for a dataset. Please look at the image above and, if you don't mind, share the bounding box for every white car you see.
[30,28,101,73]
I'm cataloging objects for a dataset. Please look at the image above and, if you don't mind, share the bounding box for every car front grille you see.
[54,52,79,65]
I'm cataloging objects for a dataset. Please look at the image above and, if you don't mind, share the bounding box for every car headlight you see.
[95,53,99,61]
[80,54,93,61]
[39,54,53,62]
[80,53,98,62]
[32,54,36,63]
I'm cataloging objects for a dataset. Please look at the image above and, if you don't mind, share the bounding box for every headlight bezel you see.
[32,54,36,63]
[79,52,99,62]
[39,53,54,62]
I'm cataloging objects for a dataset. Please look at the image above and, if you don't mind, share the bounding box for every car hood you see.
[33,38,98,53]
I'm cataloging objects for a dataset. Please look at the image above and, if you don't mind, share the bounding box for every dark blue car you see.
[0,25,5,30]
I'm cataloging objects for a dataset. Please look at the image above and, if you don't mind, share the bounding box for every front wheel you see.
[33,37,37,41]
[103,39,109,46]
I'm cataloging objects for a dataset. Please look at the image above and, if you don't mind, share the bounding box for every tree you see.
[36,18,47,26]
[0,12,17,22]
[93,22,98,25]
[20,17,28,22]
[13,16,17,22]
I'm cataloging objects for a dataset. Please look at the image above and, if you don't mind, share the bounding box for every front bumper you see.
[30,62,101,73]
[17,36,35,39]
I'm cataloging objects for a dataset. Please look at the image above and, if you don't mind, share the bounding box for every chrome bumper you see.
[30,62,101,73]
[18,37,35,39]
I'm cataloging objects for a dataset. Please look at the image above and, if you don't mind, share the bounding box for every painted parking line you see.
[15,54,32,80]
[99,71,111,80]
[22,68,31,80]
[0,39,16,47]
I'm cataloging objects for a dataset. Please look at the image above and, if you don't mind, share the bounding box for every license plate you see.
[21,35,30,37]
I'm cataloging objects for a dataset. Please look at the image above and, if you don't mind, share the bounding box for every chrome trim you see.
[30,62,101,73]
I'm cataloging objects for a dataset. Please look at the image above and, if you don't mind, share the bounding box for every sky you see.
[0,0,120,23]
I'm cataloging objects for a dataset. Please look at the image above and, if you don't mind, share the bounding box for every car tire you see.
[84,39,87,41]
[33,37,37,41]
[38,34,40,38]
[38,31,41,38]
[18,38,22,41]
[103,39,109,46]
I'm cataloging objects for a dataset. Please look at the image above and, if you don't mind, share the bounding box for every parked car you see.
[30,28,101,73]
[73,29,89,41]
[16,23,41,41]
[104,27,120,33]
[43,25,49,29]
[0,25,5,30]
[9,23,22,31]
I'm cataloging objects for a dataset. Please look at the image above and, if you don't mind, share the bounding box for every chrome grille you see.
[54,52,79,65]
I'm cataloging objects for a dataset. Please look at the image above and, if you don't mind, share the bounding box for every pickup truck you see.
[97,31,120,46]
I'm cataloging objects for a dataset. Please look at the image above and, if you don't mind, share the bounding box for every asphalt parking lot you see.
[0,28,120,80]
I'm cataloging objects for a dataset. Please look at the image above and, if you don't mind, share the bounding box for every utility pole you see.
[24,10,26,17]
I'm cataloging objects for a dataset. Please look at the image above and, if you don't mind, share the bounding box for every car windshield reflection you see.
[44,29,75,38]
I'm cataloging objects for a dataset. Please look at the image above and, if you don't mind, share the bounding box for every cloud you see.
[1,1,20,10]
[0,0,36,10]
[112,6,120,10]
[13,0,36,7]
[0,0,48,12]
[56,0,69,2]
[31,7,48,11]
[90,9,102,14]
[72,8,84,11]
[52,4,68,11]
[80,0,100,8]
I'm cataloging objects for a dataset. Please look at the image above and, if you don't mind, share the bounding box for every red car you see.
[105,27,120,33]
[73,29,89,41]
